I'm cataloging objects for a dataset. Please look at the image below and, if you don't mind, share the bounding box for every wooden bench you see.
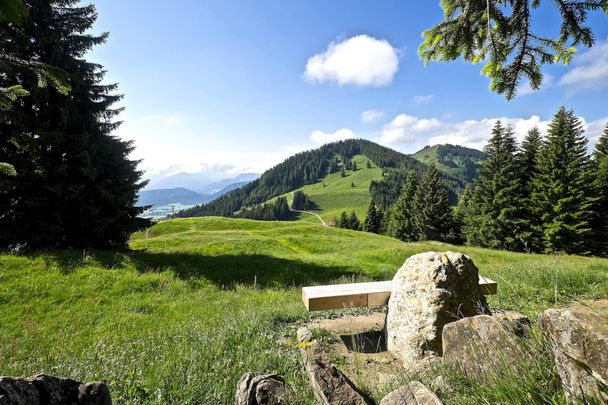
[302,276,497,311]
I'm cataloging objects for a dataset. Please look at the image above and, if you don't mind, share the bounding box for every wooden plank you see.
[302,276,497,312]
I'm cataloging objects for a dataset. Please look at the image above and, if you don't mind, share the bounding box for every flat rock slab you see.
[380,381,443,405]
[540,300,608,403]
[235,373,286,405]
[297,327,371,405]
[442,315,524,377]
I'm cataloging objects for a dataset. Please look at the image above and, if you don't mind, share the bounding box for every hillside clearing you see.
[0,217,607,403]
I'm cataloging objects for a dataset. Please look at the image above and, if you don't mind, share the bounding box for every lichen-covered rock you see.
[493,311,532,337]
[442,315,523,377]
[0,374,111,405]
[540,300,608,403]
[380,381,442,405]
[386,252,490,366]
[235,373,286,405]
[297,327,371,405]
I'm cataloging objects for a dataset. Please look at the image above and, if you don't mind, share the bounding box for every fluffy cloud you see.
[361,109,385,123]
[559,39,608,91]
[380,114,441,144]
[411,94,434,104]
[304,35,399,87]
[310,128,355,144]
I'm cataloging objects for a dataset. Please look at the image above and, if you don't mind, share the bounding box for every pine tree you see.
[452,185,473,244]
[517,127,544,251]
[531,107,594,254]
[352,160,357,171]
[364,202,382,234]
[338,211,349,228]
[366,160,372,169]
[340,166,346,177]
[465,122,524,250]
[589,123,608,256]
[348,211,361,231]
[387,170,418,241]
[413,164,453,242]
[0,0,149,249]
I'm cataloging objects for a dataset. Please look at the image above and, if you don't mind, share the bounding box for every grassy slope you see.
[286,154,383,224]
[1,217,607,403]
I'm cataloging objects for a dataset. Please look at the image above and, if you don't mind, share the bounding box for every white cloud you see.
[411,94,434,104]
[559,39,608,91]
[380,114,441,144]
[519,74,554,96]
[361,109,385,123]
[304,35,399,87]
[165,114,183,126]
[310,128,355,144]
[583,117,608,149]
[378,113,554,150]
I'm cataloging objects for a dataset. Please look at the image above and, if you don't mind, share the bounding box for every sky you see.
[88,0,608,185]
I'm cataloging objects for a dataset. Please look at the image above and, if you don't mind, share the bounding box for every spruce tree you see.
[517,127,544,251]
[387,170,418,241]
[364,201,381,234]
[338,211,349,228]
[466,122,524,250]
[366,160,372,169]
[340,166,346,177]
[452,185,473,244]
[348,211,361,231]
[413,164,453,242]
[0,0,149,249]
[589,123,608,256]
[531,107,594,254]
[352,160,357,171]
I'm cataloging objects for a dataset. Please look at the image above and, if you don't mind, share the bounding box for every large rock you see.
[386,252,490,366]
[380,381,443,405]
[540,300,608,403]
[297,327,371,405]
[442,315,524,377]
[0,374,111,405]
[235,373,286,405]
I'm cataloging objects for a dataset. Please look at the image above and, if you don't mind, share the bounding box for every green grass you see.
[284,154,383,224]
[1,217,607,403]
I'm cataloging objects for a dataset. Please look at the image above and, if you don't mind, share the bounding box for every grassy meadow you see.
[1,217,607,403]
[284,154,383,224]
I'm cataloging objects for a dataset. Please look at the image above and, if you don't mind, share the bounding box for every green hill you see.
[412,144,486,183]
[1,216,607,403]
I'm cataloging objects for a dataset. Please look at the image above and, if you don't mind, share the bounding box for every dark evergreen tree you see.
[237,197,291,221]
[387,170,419,241]
[364,201,382,234]
[589,123,608,256]
[338,211,349,228]
[345,159,352,171]
[348,211,361,231]
[0,0,149,249]
[291,190,312,211]
[413,164,453,241]
[366,160,372,169]
[340,166,346,178]
[352,160,357,171]
[465,122,524,250]
[517,127,544,250]
[531,107,594,254]
[452,184,473,244]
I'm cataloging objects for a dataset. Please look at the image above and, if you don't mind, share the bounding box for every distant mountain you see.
[176,139,471,218]
[199,173,259,195]
[146,172,259,193]
[412,144,486,183]
[138,187,212,207]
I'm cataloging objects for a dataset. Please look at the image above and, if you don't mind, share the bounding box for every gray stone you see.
[386,252,490,366]
[540,300,608,403]
[442,315,524,377]
[493,311,532,337]
[0,374,111,405]
[235,373,286,405]
[380,381,443,405]
[297,327,371,405]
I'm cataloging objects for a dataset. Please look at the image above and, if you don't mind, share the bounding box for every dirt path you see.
[290,209,328,227]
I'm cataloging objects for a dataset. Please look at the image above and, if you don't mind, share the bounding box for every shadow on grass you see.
[38,250,359,289]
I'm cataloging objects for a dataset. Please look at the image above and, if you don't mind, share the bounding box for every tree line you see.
[360,107,608,257]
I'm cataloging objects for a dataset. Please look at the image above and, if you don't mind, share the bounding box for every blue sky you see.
[89,0,608,184]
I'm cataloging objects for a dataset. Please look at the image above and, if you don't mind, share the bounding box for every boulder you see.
[0,374,111,405]
[297,327,371,405]
[493,311,532,337]
[235,373,286,405]
[540,300,608,403]
[386,252,490,366]
[442,315,524,377]
[380,381,443,405]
